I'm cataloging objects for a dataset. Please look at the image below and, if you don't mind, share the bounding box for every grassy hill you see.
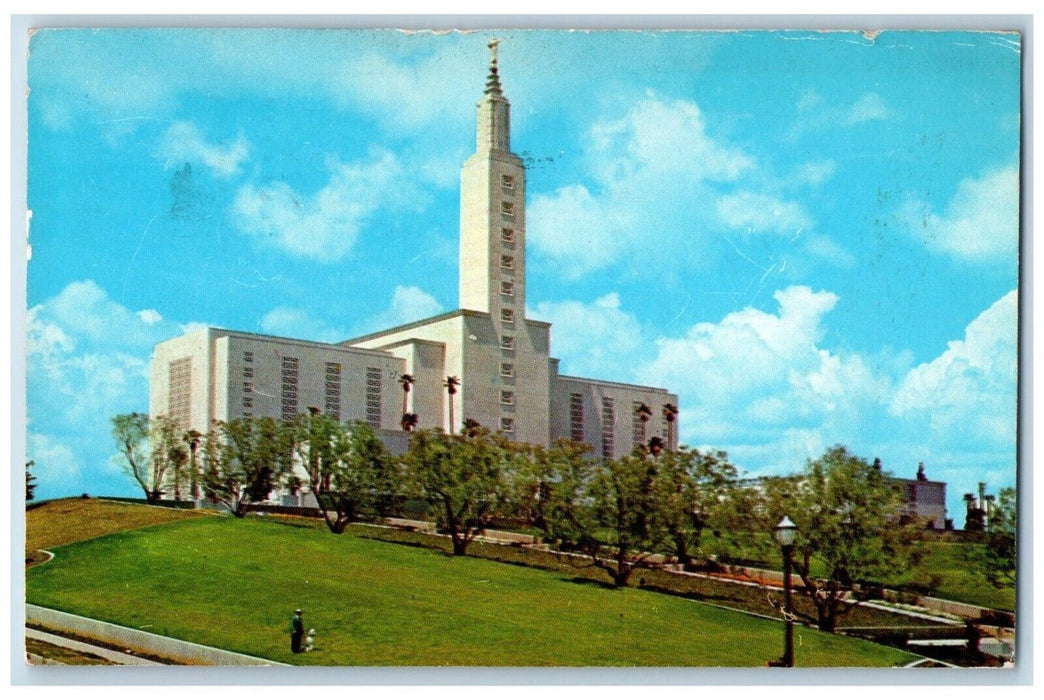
[26,513,918,667]
[26,497,210,557]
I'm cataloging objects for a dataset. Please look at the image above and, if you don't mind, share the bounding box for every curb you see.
[26,605,289,667]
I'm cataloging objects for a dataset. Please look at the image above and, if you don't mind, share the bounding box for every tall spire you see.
[485,39,503,96]
[475,38,510,153]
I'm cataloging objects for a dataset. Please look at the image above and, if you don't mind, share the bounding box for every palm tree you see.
[444,376,460,434]
[399,373,416,416]
[662,403,679,449]
[634,402,652,445]
[184,429,203,501]
[462,418,482,439]
[401,412,419,433]
[647,436,665,457]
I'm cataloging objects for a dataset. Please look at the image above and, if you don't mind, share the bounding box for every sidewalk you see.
[26,627,166,666]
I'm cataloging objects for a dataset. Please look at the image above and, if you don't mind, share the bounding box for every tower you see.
[459,40,526,324]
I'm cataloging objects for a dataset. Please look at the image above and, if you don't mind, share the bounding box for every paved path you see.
[26,627,166,666]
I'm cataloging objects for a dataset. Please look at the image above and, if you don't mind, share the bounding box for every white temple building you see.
[150,44,679,459]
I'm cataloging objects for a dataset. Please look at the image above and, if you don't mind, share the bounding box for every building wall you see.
[459,314,550,446]
[149,328,213,432]
[151,330,406,434]
[460,152,527,316]
[348,311,551,445]
[895,478,948,529]
[349,313,466,430]
[550,369,679,459]
[380,339,448,431]
[219,333,404,430]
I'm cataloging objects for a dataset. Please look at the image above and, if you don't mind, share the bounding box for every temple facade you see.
[150,44,679,459]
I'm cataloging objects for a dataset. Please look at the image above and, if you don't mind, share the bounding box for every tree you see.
[111,412,157,502]
[706,479,772,565]
[147,415,189,502]
[401,412,419,432]
[964,493,985,531]
[296,415,395,533]
[26,461,37,502]
[350,421,402,518]
[461,418,483,438]
[399,373,415,415]
[444,376,460,434]
[184,429,204,501]
[581,452,671,587]
[634,402,652,444]
[764,447,919,632]
[653,447,739,567]
[513,439,596,548]
[204,416,296,516]
[152,418,189,501]
[662,403,679,448]
[979,487,1016,588]
[404,428,510,555]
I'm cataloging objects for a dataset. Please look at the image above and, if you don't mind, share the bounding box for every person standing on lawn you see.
[290,609,305,653]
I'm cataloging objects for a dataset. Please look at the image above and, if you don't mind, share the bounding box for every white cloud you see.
[232,149,424,261]
[803,233,855,268]
[587,95,754,183]
[154,121,251,178]
[891,290,1017,450]
[527,185,632,274]
[334,50,475,133]
[27,433,82,486]
[359,285,444,335]
[635,286,890,472]
[899,163,1019,262]
[529,292,646,381]
[32,280,172,349]
[716,191,814,234]
[845,92,891,125]
[619,286,1016,512]
[528,93,829,279]
[137,309,163,325]
[528,93,761,278]
[793,160,836,186]
[259,306,346,344]
[26,280,196,498]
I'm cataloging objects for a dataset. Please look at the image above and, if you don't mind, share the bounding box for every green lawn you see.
[26,516,917,667]
[890,541,1015,612]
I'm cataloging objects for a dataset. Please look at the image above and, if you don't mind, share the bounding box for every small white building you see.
[150,45,679,460]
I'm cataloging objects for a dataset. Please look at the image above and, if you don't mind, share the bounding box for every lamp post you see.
[772,515,797,668]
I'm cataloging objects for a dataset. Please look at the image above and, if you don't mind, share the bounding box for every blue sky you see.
[25,29,1020,523]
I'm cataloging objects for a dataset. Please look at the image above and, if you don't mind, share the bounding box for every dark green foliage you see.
[515,439,597,548]
[980,487,1016,587]
[582,451,670,586]
[403,427,512,555]
[203,416,297,516]
[26,460,37,502]
[296,414,397,533]
[652,447,739,566]
[763,447,921,632]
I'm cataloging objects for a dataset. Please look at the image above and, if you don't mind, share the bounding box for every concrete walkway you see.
[26,627,166,666]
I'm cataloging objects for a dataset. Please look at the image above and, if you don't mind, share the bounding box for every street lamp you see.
[770,515,797,668]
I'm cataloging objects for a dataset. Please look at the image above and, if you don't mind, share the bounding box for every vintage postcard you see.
[22,26,1020,673]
